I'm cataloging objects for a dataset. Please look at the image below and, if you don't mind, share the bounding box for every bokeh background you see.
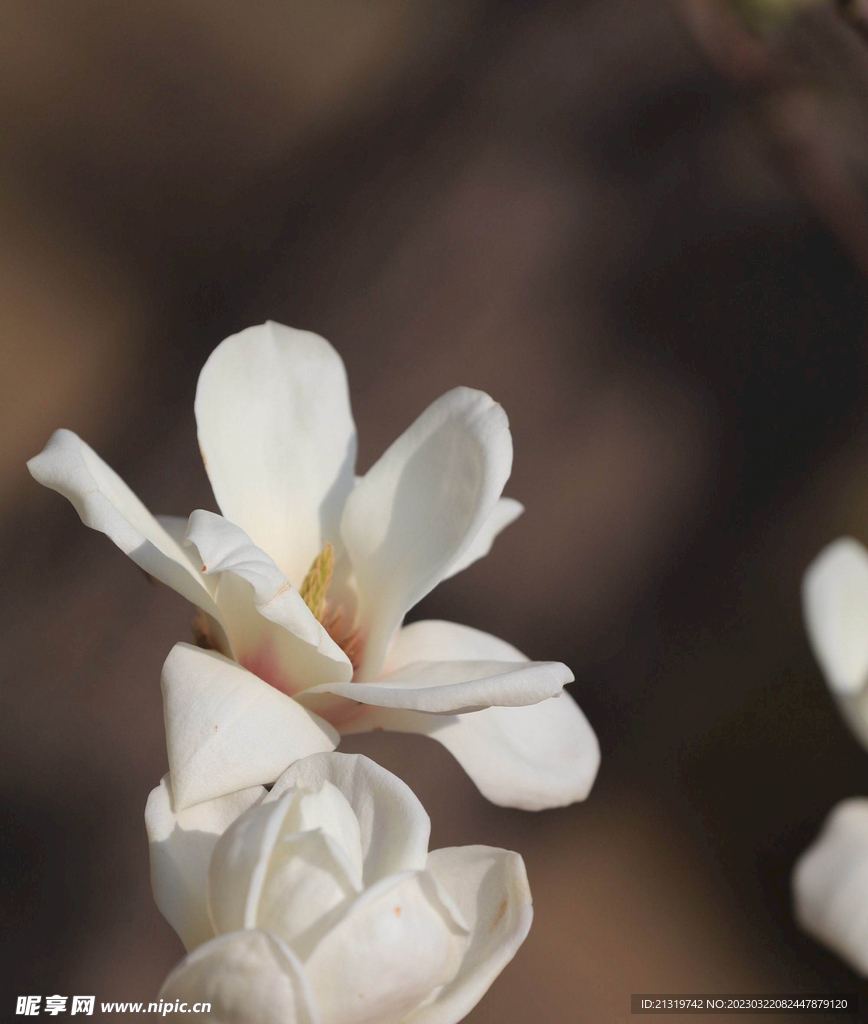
[5,0,868,1020]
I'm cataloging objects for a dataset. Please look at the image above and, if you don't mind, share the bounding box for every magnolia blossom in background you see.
[796,537,868,972]
[148,752,532,1024]
[802,538,868,750]
[793,799,868,975]
[28,322,598,811]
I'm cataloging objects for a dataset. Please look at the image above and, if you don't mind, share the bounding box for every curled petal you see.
[195,322,357,589]
[369,620,596,809]
[162,644,337,811]
[145,775,265,952]
[341,388,512,679]
[158,514,212,572]
[794,799,868,975]
[302,659,571,716]
[160,929,319,1024]
[27,429,221,619]
[267,753,430,884]
[186,510,351,693]
[404,847,533,1024]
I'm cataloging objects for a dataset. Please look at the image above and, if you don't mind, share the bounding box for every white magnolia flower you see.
[794,800,868,975]
[148,752,533,1024]
[795,537,868,971]
[29,322,598,811]
[803,538,868,750]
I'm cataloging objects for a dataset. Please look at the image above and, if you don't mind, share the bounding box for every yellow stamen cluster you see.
[299,542,335,620]
[300,542,363,672]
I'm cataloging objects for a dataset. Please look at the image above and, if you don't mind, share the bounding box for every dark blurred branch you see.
[680,0,868,277]
[841,0,868,41]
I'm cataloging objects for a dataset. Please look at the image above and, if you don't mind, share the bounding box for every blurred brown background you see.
[5,0,868,1020]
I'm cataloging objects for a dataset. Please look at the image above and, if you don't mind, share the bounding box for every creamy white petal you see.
[301,659,571,715]
[303,871,461,1024]
[195,322,357,588]
[160,929,319,1024]
[206,793,294,934]
[27,429,220,617]
[405,847,533,1024]
[803,538,868,696]
[162,643,338,811]
[341,388,512,679]
[794,799,868,975]
[186,510,352,694]
[384,620,525,673]
[145,775,265,952]
[441,497,523,582]
[354,694,599,811]
[371,620,596,808]
[267,753,429,883]
[208,791,360,951]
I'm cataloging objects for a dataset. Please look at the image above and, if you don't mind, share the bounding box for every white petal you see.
[160,929,319,1024]
[256,831,361,954]
[195,322,357,588]
[302,659,571,715]
[145,775,265,952]
[803,538,868,696]
[358,693,599,811]
[286,781,364,884]
[384,620,525,672]
[267,752,430,883]
[341,388,512,678]
[186,510,352,693]
[441,497,523,582]
[304,871,461,1024]
[27,429,220,617]
[157,514,202,568]
[208,790,360,952]
[794,799,868,975]
[404,847,532,1024]
[370,620,596,808]
[162,643,338,811]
